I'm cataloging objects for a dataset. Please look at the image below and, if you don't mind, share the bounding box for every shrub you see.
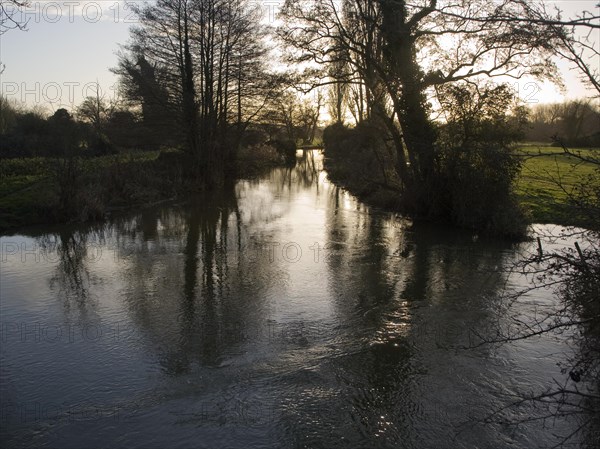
[434,142,527,237]
[323,120,395,189]
[241,128,268,148]
[268,138,297,164]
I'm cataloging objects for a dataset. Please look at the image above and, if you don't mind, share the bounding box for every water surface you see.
[0,152,588,448]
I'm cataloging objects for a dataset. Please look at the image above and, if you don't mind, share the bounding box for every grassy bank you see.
[0,151,170,233]
[515,145,599,227]
[0,145,283,234]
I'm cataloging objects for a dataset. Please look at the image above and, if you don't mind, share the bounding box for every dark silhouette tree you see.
[113,54,176,148]
[115,0,274,185]
[279,0,568,201]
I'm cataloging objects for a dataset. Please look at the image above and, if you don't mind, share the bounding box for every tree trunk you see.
[182,21,200,160]
[378,0,437,187]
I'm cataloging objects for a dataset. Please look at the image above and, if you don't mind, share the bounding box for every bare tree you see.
[297,91,324,145]
[76,83,118,134]
[129,0,200,157]
[115,0,274,183]
[0,0,30,73]
[456,0,600,94]
[279,0,562,196]
[0,0,29,34]
[481,3,600,434]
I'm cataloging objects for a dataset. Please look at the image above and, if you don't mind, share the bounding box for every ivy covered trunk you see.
[378,0,437,204]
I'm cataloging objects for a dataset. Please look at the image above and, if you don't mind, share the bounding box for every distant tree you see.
[113,54,176,148]
[2,110,47,157]
[47,108,80,155]
[49,108,72,122]
[560,101,600,146]
[260,90,323,145]
[0,95,23,156]
[46,108,84,217]
[77,86,111,133]
[0,94,17,134]
[105,110,142,149]
[326,55,350,124]
[526,100,600,146]
[296,92,324,145]
[275,92,299,143]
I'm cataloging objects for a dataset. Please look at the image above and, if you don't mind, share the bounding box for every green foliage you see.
[0,144,289,232]
[0,152,162,232]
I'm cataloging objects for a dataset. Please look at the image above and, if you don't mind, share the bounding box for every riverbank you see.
[323,144,599,231]
[3,144,596,235]
[0,145,285,234]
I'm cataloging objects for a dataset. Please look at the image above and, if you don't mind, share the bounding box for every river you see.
[0,151,592,448]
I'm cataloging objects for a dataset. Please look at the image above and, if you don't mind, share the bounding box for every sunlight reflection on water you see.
[0,152,593,448]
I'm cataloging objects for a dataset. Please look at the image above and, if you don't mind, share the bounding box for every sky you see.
[0,0,598,114]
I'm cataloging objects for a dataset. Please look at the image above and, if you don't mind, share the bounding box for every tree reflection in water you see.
[14,151,588,448]
[38,224,109,320]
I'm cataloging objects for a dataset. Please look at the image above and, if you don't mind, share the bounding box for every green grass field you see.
[515,144,599,226]
[0,151,161,232]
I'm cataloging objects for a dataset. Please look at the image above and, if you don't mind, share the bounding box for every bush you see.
[435,142,527,237]
[241,128,268,147]
[434,83,529,237]
[322,122,349,159]
[268,138,297,164]
[323,120,396,190]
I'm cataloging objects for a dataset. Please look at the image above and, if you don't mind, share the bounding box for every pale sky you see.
[0,0,598,114]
